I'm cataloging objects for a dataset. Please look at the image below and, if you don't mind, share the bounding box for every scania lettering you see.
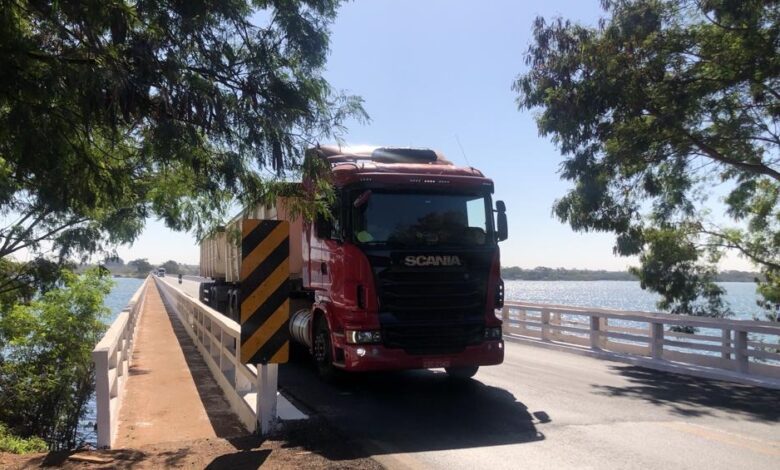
[198,146,509,379]
[404,255,463,267]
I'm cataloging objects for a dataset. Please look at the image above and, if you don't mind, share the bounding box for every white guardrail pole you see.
[502,301,780,388]
[257,364,278,435]
[92,276,150,448]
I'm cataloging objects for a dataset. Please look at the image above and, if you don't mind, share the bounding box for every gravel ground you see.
[0,418,382,469]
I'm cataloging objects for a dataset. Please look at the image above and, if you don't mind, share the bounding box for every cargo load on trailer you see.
[198,146,509,379]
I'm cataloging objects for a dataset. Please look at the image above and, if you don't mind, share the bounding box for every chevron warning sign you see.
[240,219,290,364]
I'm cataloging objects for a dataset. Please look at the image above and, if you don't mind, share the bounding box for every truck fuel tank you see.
[290,308,313,348]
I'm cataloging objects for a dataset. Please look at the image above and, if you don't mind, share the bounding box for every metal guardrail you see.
[92,276,150,448]
[152,276,270,433]
[503,301,780,385]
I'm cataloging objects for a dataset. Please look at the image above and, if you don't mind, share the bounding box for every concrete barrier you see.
[92,277,150,448]
[503,301,780,388]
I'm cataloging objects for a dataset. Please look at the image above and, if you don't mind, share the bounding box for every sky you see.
[115,0,753,271]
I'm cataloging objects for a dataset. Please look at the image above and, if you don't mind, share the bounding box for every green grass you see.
[0,423,47,454]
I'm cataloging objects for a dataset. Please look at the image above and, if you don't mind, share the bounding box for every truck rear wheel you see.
[445,366,479,380]
[313,316,338,381]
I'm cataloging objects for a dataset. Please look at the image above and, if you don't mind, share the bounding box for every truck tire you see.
[445,366,479,380]
[313,316,338,381]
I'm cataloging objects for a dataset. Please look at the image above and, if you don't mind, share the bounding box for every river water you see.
[504,280,766,321]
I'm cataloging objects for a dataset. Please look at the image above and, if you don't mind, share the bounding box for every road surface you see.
[161,274,780,469]
[280,339,780,470]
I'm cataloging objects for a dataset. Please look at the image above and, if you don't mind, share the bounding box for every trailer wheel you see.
[445,366,479,380]
[313,316,337,381]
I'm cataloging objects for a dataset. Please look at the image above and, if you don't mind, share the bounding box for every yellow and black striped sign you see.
[240,219,290,364]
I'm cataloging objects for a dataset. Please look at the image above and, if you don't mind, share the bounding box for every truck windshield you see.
[352,191,492,246]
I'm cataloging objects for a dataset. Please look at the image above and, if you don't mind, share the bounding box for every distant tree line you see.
[502,266,760,283]
[79,258,200,278]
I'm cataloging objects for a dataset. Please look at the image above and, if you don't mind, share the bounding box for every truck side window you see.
[330,195,342,240]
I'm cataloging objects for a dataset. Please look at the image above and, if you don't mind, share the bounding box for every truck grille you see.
[383,323,484,355]
[375,265,487,355]
[377,269,484,323]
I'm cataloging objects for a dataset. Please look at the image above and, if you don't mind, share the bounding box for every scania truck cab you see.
[200,146,508,380]
[297,146,508,379]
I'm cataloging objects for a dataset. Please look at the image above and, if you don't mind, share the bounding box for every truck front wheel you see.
[445,366,479,380]
[313,317,337,381]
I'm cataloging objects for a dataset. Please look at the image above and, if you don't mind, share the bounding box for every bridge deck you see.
[115,282,247,448]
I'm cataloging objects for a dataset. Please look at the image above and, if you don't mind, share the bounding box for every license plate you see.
[423,359,451,369]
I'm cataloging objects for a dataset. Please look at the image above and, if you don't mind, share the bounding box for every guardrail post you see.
[256,364,278,435]
[650,322,664,360]
[552,312,562,340]
[541,310,551,341]
[93,350,111,448]
[590,315,601,350]
[735,330,749,373]
[721,328,731,360]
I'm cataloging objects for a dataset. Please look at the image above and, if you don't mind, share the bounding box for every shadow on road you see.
[592,365,780,420]
[204,449,271,469]
[279,361,545,459]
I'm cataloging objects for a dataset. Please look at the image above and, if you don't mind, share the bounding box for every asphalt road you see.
[161,274,203,298]
[279,339,780,470]
[159,275,780,469]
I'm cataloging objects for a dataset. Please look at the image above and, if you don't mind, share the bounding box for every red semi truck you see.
[199,146,508,379]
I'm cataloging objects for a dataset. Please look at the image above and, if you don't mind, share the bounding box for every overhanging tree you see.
[515,0,780,320]
[0,0,363,448]
[0,0,365,299]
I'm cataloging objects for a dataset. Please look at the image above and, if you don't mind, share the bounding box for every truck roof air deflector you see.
[370,147,438,163]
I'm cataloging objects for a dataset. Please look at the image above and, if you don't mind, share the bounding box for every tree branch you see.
[700,229,780,271]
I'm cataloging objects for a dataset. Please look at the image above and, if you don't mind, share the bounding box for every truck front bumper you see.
[337,339,504,372]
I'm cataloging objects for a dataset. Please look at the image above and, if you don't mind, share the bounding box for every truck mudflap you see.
[336,340,504,372]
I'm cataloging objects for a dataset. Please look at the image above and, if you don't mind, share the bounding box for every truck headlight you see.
[485,327,502,340]
[346,330,382,344]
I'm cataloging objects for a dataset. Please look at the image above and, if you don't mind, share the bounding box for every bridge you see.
[92,275,780,469]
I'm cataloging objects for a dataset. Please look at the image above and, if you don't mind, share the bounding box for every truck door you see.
[310,205,339,292]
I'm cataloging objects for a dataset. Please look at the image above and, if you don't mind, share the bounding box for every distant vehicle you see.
[199,146,508,379]
[156,268,166,277]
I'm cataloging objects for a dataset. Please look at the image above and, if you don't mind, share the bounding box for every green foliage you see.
[127,258,153,276]
[0,0,365,300]
[0,268,113,450]
[515,0,780,320]
[0,423,47,454]
[161,260,180,275]
[503,266,637,281]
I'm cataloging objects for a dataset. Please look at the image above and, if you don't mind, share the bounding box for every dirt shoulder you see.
[0,419,382,469]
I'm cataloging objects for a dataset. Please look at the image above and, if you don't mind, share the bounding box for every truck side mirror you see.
[496,200,508,242]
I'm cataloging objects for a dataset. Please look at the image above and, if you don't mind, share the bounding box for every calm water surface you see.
[505,280,765,320]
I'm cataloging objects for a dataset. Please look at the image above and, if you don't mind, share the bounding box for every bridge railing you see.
[152,276,262,432]
[503,301,780,384]
[92,276,150,448]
